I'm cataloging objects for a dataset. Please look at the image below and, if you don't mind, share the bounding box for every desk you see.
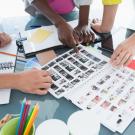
[0,15,135,135]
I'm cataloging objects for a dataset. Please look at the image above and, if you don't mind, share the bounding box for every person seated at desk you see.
[0,32,52,95]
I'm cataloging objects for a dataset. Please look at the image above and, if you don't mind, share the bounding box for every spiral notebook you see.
[0,35,17,104]
[0,62,15,104]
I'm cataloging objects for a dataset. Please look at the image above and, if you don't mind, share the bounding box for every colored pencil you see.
[18,100,31,135]
[0,51,17,57]
[16,98,26,135]
[23,104,39,135]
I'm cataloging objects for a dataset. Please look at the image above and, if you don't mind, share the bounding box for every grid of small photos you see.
[42,44,135,133]
[66,61,135,133]
[42,45,107,98]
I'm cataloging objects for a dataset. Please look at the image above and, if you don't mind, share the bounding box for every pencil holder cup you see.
[0,117,35,135]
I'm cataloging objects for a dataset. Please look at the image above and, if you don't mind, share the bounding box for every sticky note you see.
[128,60,135,70]
[29,28,52,44]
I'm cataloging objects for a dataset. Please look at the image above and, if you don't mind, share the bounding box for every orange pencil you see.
[23,104,39,135]
[0,51,17,57]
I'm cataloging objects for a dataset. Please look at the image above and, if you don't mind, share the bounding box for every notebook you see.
[0,35,17,104]
[21,20,78,57]
[42,45,135,133]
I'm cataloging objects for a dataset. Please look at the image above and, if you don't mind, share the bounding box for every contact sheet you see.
[42,45,135,133]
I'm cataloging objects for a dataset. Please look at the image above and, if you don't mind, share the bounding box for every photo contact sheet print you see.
[42,45,135,133]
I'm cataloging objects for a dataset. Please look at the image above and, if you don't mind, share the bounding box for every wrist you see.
[10,73,21,89]
[55,19,66,28]
[0,73,19,89]
[79,21,89,27]
[100,25,111,33]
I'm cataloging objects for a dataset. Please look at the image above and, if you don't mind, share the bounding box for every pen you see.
[30,25,42,28]
[98,46,113,53]
[0,51,17,57]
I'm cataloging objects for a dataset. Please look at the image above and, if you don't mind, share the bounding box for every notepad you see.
[0,35,17,104]
[0,62,15,104]
[0,34,17,55]
[128,60,135,70]
[28,28,52,44]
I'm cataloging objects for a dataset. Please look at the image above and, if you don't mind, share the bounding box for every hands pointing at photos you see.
[110,35,135,67]
[74,25,95,44]
[57,21,95,53]
[15,69,52,95]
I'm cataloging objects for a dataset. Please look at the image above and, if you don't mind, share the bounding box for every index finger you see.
[41,70,50,76]
[111,45,123,62]
[70,34,79,53]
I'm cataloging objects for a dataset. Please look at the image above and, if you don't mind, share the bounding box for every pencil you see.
[16,98,26,135]
[18,100,31,135]
[23,104,39,135]
[0,51,17,57]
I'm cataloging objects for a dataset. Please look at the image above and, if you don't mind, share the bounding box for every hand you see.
[110,39,135,67]
[15,69,52,95]
[57,21,79,52]
[74,24,95,44]
[0,32,12,48]
[91,18,110,33]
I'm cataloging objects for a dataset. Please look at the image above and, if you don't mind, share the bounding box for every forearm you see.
[125,33,135,45]
[79,5,90,26]
[101,5,118,32]
[32,0,66,27]
[0,73,18,89]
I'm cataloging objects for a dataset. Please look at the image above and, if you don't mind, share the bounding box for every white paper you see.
[0,34,17,55]
[42,45,135,133]
[22,20,78,55]
[0,89,11,104]
[0,35,17,104]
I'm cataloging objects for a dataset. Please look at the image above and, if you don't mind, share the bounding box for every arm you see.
[79,5,90,26]
[101,0,121,32]
[32,0,65,27]
[0,73,17,89]
[0,69,52,95]
[111,34,135,67]
[74,5,95,44]
[101,5,118,32]
[91,0,121,33]
[32,0,78,51]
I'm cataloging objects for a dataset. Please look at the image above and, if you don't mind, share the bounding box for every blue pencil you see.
[16,98,26,135]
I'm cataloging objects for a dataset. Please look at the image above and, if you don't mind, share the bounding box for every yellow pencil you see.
[23,104,39,135]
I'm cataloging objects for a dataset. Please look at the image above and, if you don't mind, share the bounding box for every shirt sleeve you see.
[102,0,122,5]
[73,0,93,6]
